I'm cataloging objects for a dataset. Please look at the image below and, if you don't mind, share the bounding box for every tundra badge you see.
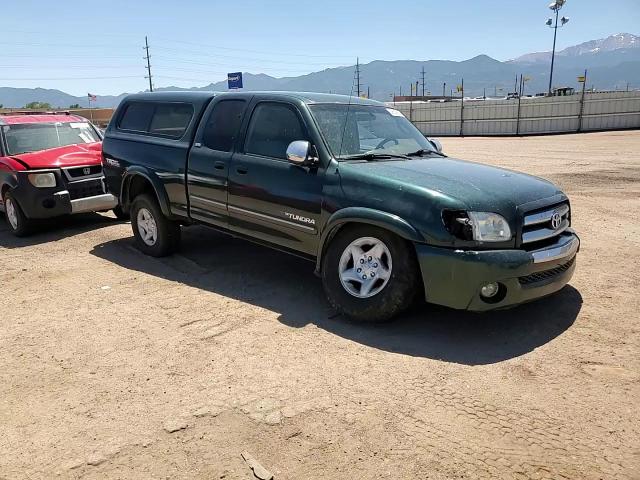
[284,212,316,225]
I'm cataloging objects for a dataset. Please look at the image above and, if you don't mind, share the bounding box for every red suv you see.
[0,112,120,236]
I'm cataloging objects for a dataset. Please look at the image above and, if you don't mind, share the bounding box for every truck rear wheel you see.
[3,191,34,237]
[130,193,180,257]
[321,225,420,323]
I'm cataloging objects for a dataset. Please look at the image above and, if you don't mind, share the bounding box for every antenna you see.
[144,36,153,92]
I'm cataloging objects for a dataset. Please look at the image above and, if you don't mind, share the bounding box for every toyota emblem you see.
[550,212,562,230]
[83,167,91,175]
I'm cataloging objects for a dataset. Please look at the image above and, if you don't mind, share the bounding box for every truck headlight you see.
[467,212,512,242]
[28,173,56,188]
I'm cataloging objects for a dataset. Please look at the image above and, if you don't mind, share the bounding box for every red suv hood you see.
[10,142,102,169]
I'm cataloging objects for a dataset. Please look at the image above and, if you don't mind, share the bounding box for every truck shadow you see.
[0,212,125,248]
[91,226,582,366]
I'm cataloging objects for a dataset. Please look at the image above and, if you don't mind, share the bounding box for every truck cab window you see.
[202,100,245,152]
[244,103,307,160]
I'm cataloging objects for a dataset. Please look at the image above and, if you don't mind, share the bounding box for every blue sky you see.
[1,0,638,96]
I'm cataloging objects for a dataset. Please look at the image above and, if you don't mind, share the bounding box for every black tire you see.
[112,205,130,221]
[3,191,34,237]
[321,225,420,323]
[130,193,180,257]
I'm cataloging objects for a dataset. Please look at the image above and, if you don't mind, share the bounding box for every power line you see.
[153,36,364,59]
[0,76,140,80]
[153,56,326,74]
[2,64,142,69]
[152,45,353,67]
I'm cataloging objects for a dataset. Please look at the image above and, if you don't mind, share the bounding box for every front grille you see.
[68,179,105,200]
[63,165,103,180]
[518,256,575,286]
[521,202,570,247]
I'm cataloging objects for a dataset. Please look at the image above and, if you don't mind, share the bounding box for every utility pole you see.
[459,78,464,136]
[355,58,361,97]
[415,81,419,98]
[144,36,153,92]
[578,69,587,132]
[443,82,446,97]
[421,66,426,97]
[367,86,370,99]
[516,74,523,135]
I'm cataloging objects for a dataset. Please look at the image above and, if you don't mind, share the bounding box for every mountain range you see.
[1,33,638,108]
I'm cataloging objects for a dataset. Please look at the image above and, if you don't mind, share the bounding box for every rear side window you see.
[118,102,193,139]
[202,100,245,152]
[118,103,154,132]
[244,103,307,160]
[149,104,193,139]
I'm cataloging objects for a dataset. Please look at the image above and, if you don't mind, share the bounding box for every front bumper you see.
[11,170,117,219]
[415,231,580,311]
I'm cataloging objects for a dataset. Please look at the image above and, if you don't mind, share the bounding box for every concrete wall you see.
[388,91,640,136]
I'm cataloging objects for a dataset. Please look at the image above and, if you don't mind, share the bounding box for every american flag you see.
[87,93,97,101]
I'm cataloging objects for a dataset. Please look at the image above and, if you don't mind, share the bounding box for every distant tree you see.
[24,101,52,109]
[69,103,81,109]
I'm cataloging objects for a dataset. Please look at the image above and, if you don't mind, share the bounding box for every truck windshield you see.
[309,104,435,160]
[2,122,100,155]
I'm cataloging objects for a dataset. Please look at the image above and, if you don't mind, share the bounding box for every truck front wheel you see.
[112,205,130,221]
[321,225,420,322]
[130,193,180,257]
[3,191,34,237]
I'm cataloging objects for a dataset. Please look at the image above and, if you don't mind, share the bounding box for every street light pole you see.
[548,7,559,95]
[546,0,569,95]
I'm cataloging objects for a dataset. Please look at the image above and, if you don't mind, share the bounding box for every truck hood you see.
[339,156,561,210]
[10,142,102,169]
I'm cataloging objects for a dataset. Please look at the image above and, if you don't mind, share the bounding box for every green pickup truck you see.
[102,91,579,322]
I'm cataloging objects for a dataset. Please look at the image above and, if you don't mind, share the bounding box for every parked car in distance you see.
[0,112,121,236]
[102,91,579,322]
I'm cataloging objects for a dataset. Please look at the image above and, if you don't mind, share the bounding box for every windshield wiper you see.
[341,152,410,161]
[406,148,447,157]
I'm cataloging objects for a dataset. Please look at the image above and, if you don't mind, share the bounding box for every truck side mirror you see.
[427,137,443,153]
[286,140,318,167]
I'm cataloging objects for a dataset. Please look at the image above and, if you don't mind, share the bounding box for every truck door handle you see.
[236,167,248,175]
[214,161,225,170]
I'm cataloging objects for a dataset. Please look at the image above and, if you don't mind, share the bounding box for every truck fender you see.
[120,167,172,218]
[315,207,425,273]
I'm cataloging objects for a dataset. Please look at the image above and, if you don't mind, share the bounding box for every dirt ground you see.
[1,131,639,479]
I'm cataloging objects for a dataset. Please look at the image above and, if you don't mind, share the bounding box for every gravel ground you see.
[1,131,638,479]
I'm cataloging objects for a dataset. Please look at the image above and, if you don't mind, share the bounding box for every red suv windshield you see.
[2,122,100,155]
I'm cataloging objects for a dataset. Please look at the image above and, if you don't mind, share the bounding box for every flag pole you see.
[88,94,94,123]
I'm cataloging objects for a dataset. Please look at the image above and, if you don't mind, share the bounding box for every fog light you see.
[480,282,499,298]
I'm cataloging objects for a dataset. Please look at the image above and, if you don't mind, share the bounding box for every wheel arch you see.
[120,167,171,218]
[1,176,18,204]
[315,207,425,273]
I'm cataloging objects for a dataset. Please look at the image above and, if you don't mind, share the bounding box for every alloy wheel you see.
[136,208,158,246]
[338,236,393,298]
